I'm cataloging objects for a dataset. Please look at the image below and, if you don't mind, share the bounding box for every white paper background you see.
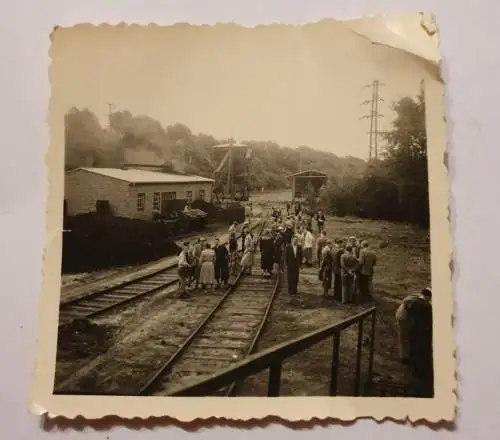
[0,0,497,437]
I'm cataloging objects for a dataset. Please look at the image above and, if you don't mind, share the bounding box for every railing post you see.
[267,362,282,397]
[366,311,376,387]
[329,331,341,396]
[353,318,364,396]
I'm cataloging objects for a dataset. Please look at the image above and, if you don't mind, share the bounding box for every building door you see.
[161,191,177,216]
[96,200,111,216]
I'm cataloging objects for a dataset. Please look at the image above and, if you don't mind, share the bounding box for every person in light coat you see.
[241,230,255,275]
[303,228,315,266]
[198,242,216,291]
[177,242,191,296]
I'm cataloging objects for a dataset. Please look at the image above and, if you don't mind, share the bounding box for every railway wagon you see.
[153,199,208,235]
[191,199,246,225]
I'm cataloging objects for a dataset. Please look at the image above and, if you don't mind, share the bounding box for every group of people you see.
[317,234,377,303]
[177,237,230,295]
[177,201,434,395]
[262,204,377,304]
[228,205,376,305]
[177,221,259,296]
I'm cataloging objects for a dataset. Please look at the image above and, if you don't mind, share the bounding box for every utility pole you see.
[226,145,232,199]
[360,80,385,160]
[107,103,115,132]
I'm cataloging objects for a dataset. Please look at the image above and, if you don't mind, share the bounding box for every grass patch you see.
[237,215,431,396]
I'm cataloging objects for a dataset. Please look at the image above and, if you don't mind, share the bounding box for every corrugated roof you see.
[287,169,328,178]
[212,143,249,149]
[73,167,215,184]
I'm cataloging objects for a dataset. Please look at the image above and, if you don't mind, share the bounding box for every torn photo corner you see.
[32,11,456,424]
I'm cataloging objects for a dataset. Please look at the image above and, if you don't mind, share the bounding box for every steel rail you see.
[58,267,180,327]
[59,263,177,308]
[58,224,258,326]
[224,266,282,396]
[138,220,268,396]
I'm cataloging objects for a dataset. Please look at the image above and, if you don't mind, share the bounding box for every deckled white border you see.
[31,16,455,424]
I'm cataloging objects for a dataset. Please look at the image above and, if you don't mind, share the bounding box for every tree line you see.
[65,88,429,228]
[318,89,430,227]
[64,108,365,190]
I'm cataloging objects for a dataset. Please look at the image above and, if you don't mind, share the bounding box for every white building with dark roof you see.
[64,167,214,220]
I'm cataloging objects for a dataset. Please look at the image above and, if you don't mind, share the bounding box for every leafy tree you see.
[65,107,125,168]
[383,89,429,226]
[318,88,429,227]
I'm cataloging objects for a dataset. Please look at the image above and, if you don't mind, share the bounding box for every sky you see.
[50,19,436,160]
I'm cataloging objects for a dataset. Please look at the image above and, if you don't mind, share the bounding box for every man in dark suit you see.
[285,235,302,295]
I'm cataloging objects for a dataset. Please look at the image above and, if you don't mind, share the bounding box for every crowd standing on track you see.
[177,218,259,296]
[175,199,434,395]
[179,201,380,307]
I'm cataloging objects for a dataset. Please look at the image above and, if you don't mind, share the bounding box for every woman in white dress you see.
[199,243,216,290]
[241,231,256,275]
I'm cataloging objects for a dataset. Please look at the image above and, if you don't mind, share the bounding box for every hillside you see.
[64,108,366,189]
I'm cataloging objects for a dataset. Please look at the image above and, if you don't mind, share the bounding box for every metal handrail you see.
[169,306,377,397]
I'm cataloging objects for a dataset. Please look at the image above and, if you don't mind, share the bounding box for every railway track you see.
[58,265,179,327]
[57,224,260,327]
[138,244,280,396]
[54,220,279,396]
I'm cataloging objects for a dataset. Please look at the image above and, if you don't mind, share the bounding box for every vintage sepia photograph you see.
[33,13,455,422]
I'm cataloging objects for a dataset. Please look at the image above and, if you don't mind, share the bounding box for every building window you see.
[137,193,145,211]
[186,191,193,201]
[199,189,206,201]
[162,191,176,200]
[153,192,160,211]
